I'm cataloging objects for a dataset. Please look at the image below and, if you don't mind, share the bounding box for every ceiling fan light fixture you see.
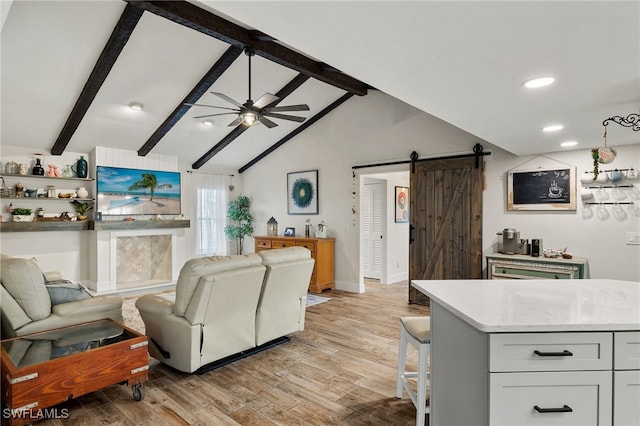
[242,112,257,126]
[523,76,555,89]
[128,101,144,111]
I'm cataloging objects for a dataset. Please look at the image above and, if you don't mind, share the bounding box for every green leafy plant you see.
[12,208,32,216]
[70,200,92,215]
[224,195,254,255]
[591,148,600,179]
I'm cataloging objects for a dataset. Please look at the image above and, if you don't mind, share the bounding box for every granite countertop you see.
[411,279,640,333]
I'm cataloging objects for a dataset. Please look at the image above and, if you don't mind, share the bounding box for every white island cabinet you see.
[411,279,640,426]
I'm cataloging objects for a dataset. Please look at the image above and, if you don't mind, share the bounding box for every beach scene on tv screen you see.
[97,166,181,215]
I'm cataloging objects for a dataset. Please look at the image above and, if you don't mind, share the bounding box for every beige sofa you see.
[135,246,315,373]
[0,256,123,339]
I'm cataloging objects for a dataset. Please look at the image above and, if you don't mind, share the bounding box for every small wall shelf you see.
[89,220,190,231]
[0,173,94,182]
[1,197,93,202]
[0,221,90,232]
[0,220,190,233]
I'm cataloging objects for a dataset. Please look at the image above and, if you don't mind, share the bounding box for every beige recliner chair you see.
[0,256,123,339]
[135,253,267,373]
[136,247,315,374]
[255,246,315,346]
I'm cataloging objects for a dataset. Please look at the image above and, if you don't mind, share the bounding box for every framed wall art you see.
[507,166,576,211]
[287,170,318,214]
[395,186,409,222]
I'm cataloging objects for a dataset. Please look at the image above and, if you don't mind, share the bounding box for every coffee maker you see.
[498,228,520,254]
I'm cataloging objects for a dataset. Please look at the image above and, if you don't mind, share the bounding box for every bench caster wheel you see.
[132,383,144,401]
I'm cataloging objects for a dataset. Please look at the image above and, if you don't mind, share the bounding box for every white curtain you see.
[191,172,230,256]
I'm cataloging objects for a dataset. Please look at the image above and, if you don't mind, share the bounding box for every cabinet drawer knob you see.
[534,404,573,413]
[533,349,573,357]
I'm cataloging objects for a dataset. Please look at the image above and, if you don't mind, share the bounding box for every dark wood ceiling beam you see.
[50,3,143,155]
[137,45,243,156]
[126,1,369,96]
[191,73,310,169]
[239,92,355,173]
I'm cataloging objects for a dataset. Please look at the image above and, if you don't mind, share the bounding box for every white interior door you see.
[363,181,383,279]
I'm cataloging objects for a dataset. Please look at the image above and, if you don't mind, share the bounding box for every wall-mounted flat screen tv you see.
[96,166,181,215]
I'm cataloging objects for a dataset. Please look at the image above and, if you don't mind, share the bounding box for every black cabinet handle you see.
[409,224,415,244]
[534,349,573,357]
[534,405,573,413]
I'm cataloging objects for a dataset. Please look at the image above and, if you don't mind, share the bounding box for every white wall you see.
[484,145,640,281]
[241,90,487,291]
[241,90,640,287]
[2,90,638,286]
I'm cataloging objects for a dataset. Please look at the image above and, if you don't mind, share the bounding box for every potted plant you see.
[70,200,92,221]
[224,195,254,254]
[12,208,33,222]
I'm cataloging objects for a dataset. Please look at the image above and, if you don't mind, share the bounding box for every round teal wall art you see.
[287,170,318,214]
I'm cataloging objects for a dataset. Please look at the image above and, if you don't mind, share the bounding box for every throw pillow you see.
[45,280,92,305]
[0,257,52,320]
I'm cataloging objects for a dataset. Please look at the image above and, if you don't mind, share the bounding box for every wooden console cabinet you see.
[254,236,335,293]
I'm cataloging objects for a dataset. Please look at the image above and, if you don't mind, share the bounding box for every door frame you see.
[357,166,411,292]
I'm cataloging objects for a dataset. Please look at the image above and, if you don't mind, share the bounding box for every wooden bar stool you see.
[396,316,431,426]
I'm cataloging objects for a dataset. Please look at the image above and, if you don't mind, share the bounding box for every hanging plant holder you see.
[592,125,618,178]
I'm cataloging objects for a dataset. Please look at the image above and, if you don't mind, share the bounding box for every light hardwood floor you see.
[35,281,429,425]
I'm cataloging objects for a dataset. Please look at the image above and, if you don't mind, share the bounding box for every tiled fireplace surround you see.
[89,229,180,294]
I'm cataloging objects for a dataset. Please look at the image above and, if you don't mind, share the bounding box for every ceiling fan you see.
[187,47,310,128]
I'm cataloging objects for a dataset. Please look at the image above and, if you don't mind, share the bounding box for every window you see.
[193,173,230,256]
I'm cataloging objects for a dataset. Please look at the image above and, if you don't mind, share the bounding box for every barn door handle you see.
[409,224,415,244]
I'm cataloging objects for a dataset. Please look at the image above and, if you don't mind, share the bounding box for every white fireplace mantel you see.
[88,227,186,294]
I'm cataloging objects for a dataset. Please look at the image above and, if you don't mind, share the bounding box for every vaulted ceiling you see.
[2,1,639,174]
[1,0,368,173]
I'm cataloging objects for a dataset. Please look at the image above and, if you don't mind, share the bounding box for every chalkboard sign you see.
[507,167,576,211]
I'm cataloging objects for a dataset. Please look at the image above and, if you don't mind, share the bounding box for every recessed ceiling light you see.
[560,141,578,147]
[202,119,214,127]
[128,102,144,111]
[543,124,564,132]
[523,77,555,89]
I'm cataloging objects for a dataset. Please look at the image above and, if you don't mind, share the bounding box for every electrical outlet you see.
[626,232,640,245]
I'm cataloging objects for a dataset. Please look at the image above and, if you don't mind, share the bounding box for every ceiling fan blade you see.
[258,115,279,128]
[262,112,307,123]
[184,103,239,112]
[263,104,310,112]
[228,116,244,127]
[253,92,279,109]
[193,112,238,119]
[211,92,243,108]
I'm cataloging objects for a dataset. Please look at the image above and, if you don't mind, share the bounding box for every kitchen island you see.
[411,279,640,426]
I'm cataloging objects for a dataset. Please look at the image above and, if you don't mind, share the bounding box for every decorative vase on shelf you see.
[76,186,89,199]
[32,159,44,175]
[62,165,74,178]
[75,156,88,179]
